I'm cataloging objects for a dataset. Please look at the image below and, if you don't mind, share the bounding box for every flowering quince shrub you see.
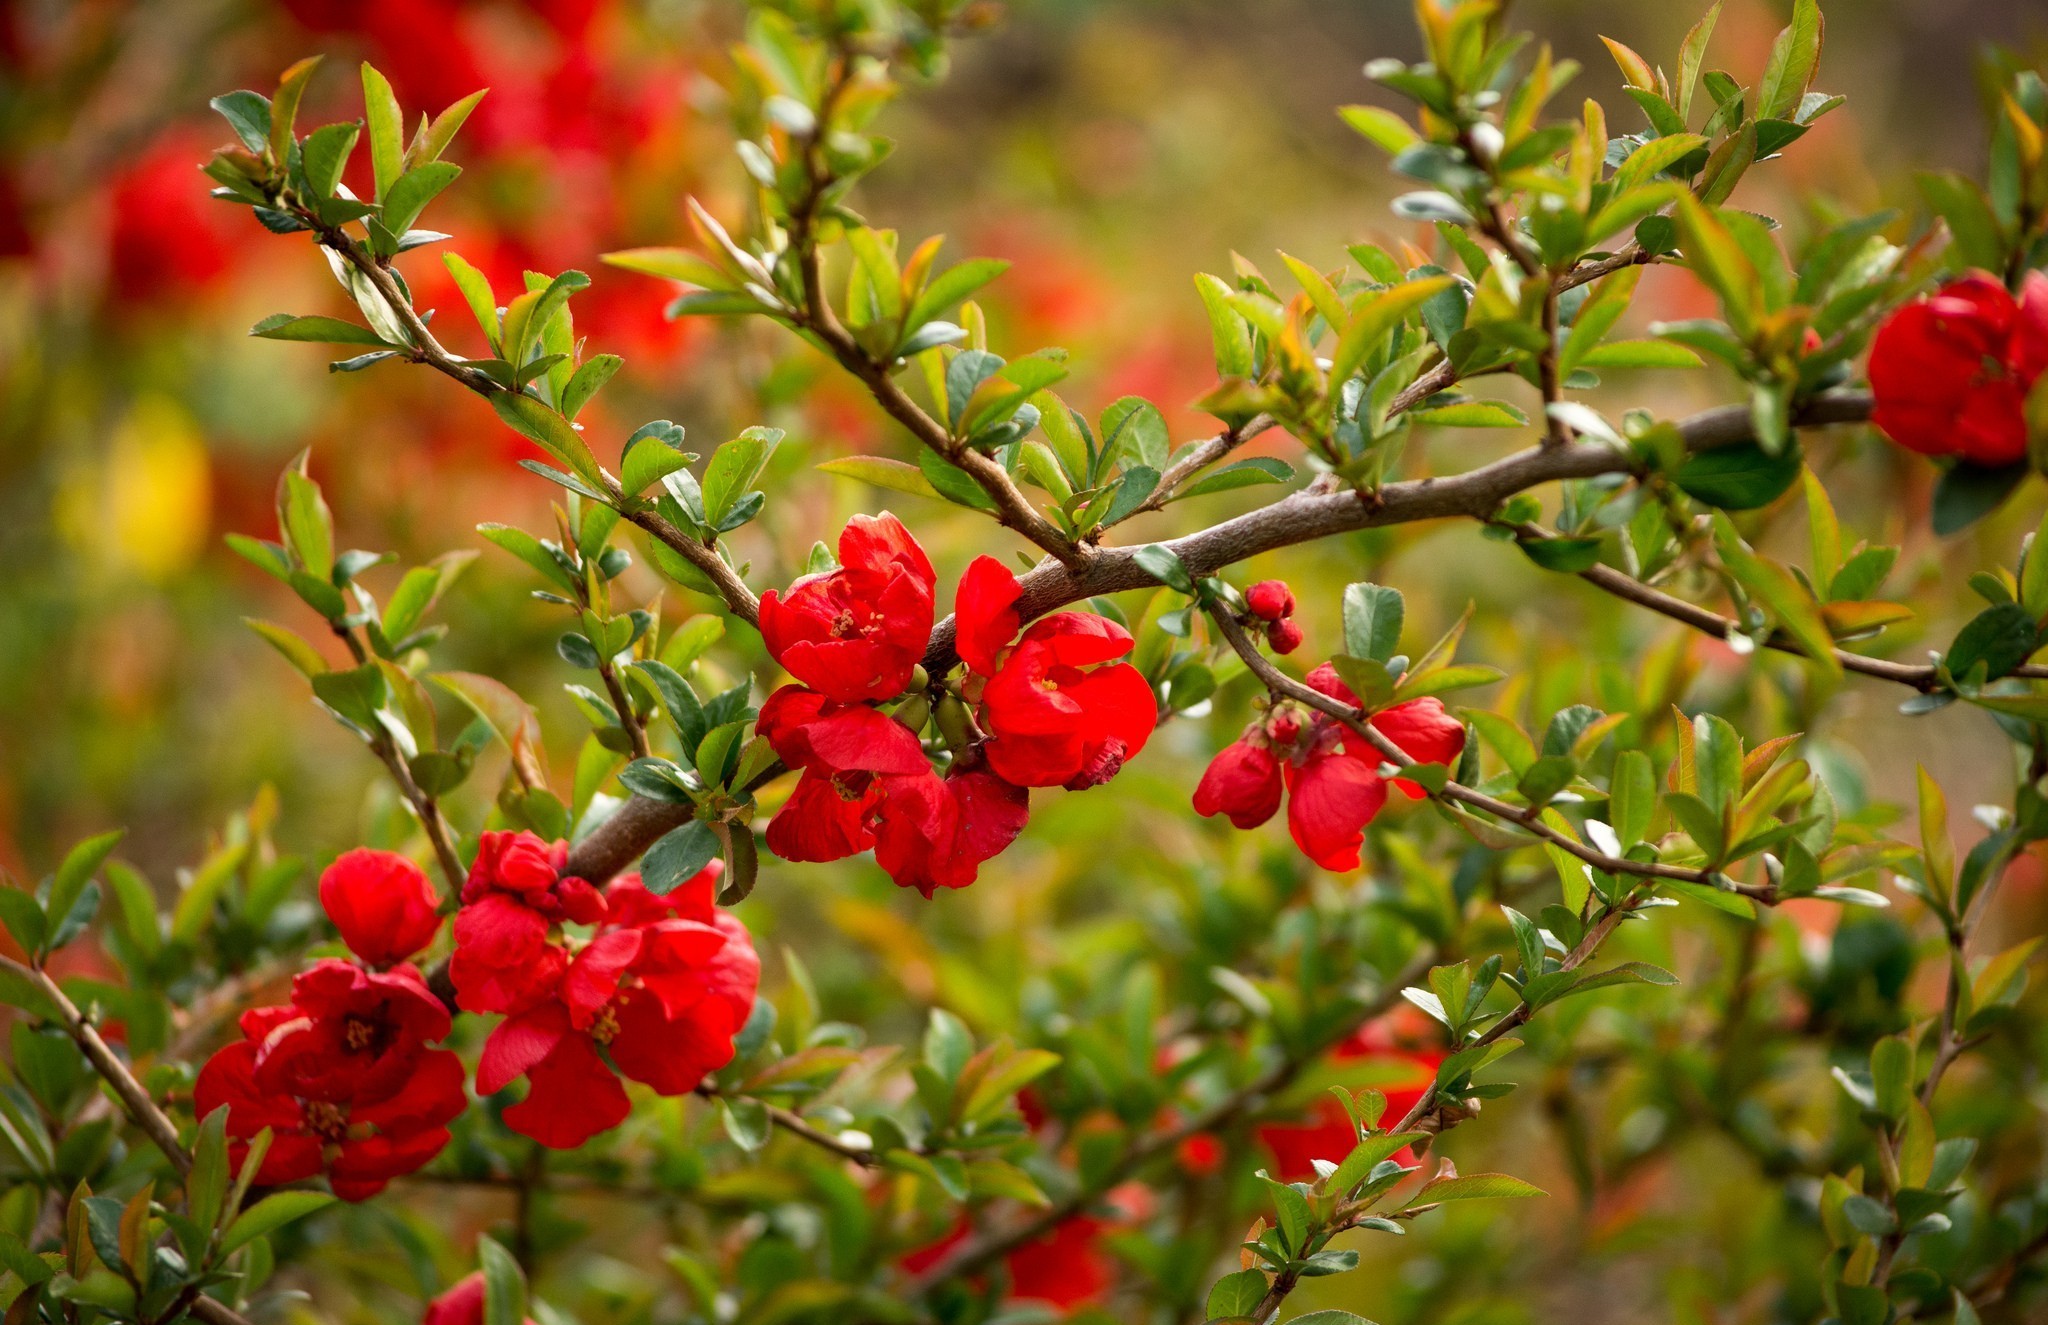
[10,2,2048,1324]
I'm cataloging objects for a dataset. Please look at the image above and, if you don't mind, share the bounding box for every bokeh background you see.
[4,1,2048,1320]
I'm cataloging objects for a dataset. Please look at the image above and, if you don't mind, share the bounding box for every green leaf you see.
[491,392,604,487]
[702,427,783,527]
[1342,583,1403,663]
[413,88,488,167]
[1517,536,1603,572]
[221,1191,335,1255]
[1713,512,1841,680]
[360,63,404,200]
[188,1108,231,1243]
[478,1236,528,1325]
[1931,463,2026,537]
[299,121,359,198]
[643,820,719,895]
[1675,440,1802,510]
[1576,339,1703,369]
[251,314,394,347]
[1332,276,1454,388]
[905,257,1011,332]
[1176,456,1295,500]
[560,354,623,422]
[1207,1269,1269,1319]
[1757,0,1823,121]
[379,161,460,235]
[1099,396,1170,472]
[1408,401,1529,428]
[280,466,335,579]
[46,831,124,943]
[1610,749,1655,847]
[211,90,272,154]
[816,455,942,500]
[1407,1172,1545,1205]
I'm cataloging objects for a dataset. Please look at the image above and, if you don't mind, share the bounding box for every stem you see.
[0,957,259,1325]
[597,660,651,760]
[909,950,1438,1296]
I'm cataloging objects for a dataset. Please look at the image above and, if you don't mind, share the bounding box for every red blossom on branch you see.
[758,512,937,703]
[1868,270,2048,467]
[195,960,465,1200]
[1195,666,1464,871]
[474,866,759,1149]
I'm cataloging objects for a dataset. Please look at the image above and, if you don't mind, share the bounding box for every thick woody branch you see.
[565,390,1875,884]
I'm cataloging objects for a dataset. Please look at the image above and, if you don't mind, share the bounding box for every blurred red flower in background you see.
[1258,1021,1443,1180]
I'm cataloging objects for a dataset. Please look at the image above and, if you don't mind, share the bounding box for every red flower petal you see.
[1284,749,1388,870]
[502,1033,630,1149]
[478,1004,571,1096]
[954,555,1023,676]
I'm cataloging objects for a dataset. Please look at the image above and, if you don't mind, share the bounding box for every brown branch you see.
[565,390,1875,884]
[0,958,259,1325]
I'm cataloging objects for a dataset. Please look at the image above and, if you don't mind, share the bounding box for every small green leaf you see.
[221,1191,335,1255]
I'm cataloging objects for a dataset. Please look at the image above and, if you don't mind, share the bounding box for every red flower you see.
[1193,734,1284,829]
[476,879,760,1149]
[1266,619,1305,655]
[1245,580,1295,622]
[758,513,936,703]
[423,1272,537,1325]
[450,832,605,1015]
[195,965,465,1201]
[1004,1215,1116,1309]
[978,615,1156,789]
[320,848,442,967]
[1869,271,2048,467]
[1195,671,1464,871]
[250,960,452,1105]
[759,685,932,865]
[870,767,1031,898]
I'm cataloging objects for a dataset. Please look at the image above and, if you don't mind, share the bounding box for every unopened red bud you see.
[1266,711,1303,744]
[1267,619,1305,654]
[1245,580,1295,622]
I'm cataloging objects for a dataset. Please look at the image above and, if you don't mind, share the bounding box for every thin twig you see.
[909,950,1437,1295]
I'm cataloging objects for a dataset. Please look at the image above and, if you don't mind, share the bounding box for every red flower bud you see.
[1869,271,2048,468]
[1245,580,1295,621]
[319,848,441,967]
[1266,619,1305,654]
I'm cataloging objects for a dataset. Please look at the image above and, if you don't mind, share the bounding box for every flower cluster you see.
[1195,664,1464,870]
[199,832,764,1198]
[1868,270,2048,467]
[457,834,760,1149]
[196,851,463,1200]
[758,515,1154,895]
